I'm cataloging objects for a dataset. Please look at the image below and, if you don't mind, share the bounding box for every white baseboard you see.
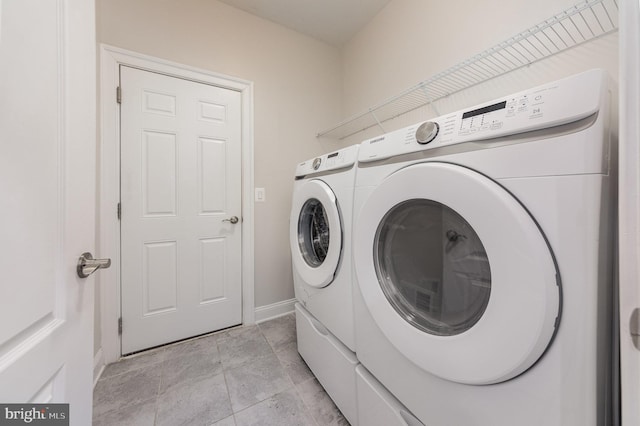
[254,298,296,323]
[93,348,105,387]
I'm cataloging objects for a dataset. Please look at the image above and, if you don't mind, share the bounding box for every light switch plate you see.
[255,187,266,202]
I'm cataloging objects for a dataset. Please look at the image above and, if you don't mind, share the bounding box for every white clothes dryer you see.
[290,144,359,425]
[352,69,616,425]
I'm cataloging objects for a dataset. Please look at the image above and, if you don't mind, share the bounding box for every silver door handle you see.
[222,216,239,224]
[77,252,111,278]
[630,308,640,350]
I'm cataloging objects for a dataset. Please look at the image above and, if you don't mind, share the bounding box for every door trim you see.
[99,44,255,363]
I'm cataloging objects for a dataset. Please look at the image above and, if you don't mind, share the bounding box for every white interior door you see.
[0,0,96,423]
[120,66,243,354]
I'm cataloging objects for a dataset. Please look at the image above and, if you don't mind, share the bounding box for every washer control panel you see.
[295,143,359,177]
[358,69,605,163]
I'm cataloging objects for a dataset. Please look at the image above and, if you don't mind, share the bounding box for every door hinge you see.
[116,86,122,104]
[117,202,121,220]
[118,318,122,335]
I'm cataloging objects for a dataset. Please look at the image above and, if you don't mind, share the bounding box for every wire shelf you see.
[317,0,619,140]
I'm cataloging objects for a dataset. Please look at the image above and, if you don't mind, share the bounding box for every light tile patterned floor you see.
[93,313,350,426]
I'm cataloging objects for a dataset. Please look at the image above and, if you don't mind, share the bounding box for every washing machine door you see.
[290,179,343,288]
[353,162,560,385]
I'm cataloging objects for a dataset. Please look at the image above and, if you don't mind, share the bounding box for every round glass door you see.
[290,179,342,288]
[375,199,491,336]
[298,198,331,267]
[353,162,560,385]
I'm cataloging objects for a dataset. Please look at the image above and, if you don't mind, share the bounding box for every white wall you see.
[340,0,619,145]
[96,0,343,314]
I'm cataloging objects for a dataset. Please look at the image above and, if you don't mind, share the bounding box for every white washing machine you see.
[290,144,359,425]
[352,69,616,425]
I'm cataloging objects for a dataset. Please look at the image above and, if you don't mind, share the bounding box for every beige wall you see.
[96,0,343,314]
[341,0,619,145]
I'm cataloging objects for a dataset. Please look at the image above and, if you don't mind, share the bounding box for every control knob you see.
[416,121,439,144]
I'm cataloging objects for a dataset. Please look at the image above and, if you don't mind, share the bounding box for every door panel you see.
[120,66,242,354]
[200,138,227,212]
[200,238,227,302]
[143,242,177,315]
[142,131,177,215]
[0,0,96,421]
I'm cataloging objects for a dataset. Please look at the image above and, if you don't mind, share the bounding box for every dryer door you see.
[353,162,560,385]
[290,179,342,288]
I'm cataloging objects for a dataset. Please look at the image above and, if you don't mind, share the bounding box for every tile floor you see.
[93,313,349,426]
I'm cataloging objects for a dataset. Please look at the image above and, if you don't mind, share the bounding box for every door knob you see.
[222,216,239,224]
[77,252,111,278]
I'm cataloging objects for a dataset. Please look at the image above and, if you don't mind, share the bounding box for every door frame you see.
[98,44,255,364]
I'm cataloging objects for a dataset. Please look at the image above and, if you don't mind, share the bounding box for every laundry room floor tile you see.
[233,388,315,426]
[217,325,274,370]
[259,313,297,351]
[100,346,165,380]
[275,341,315,385]
[93,363,161,418]
[296,377,349,426]
[156,373,232,426]
[160,348,223,393]
[93,313,351,425]
[92,398,156,426]
[225,352,293,412]
[163,333,218,360]
[212,416,237,426]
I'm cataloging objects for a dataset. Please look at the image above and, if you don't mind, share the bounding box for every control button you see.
[535,95,542,101]
[312,158,322,170]
[416,121,439,144]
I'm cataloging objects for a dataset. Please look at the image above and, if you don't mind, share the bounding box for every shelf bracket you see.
[420,83,440,117]
[369,109,385,134]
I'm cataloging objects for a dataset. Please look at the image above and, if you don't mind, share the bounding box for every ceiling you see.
[217,0,392,46]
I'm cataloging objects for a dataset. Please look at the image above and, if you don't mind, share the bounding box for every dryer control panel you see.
[358,69,606,163]
[295,143,359,177]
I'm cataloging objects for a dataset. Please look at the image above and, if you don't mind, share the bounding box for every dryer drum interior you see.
[298,198,331,267]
